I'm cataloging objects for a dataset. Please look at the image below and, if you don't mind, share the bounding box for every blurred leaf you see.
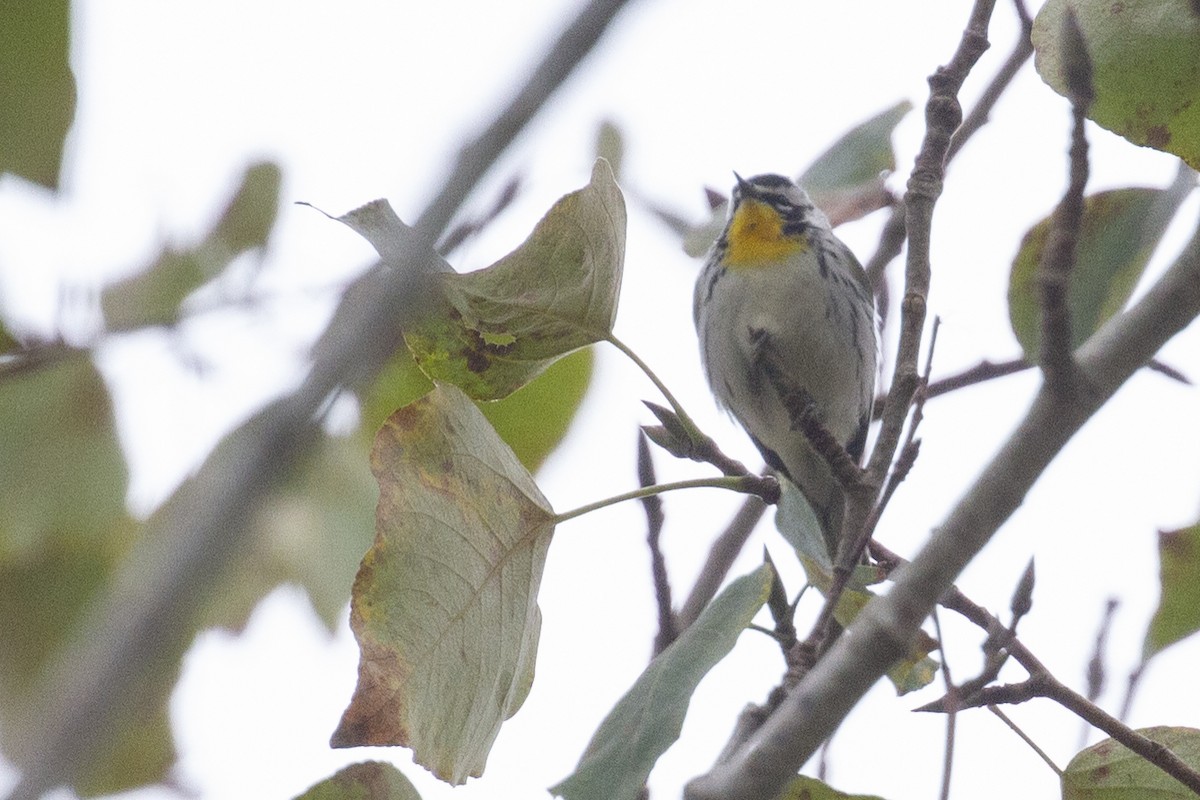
[0,355,176,794]
[1143,522,1200,660]
[777,775,889,800]
[332,385,555,785]
[0,355,127,558]
[212,434,380,631]
[799,100,912,226]
[0,0,75,189]
[1032,0,1200,169]
[681,198,729,258]
[0,322,18,354]
[403,158,625,399]
[1008,186,1189,360]
[294,761,422,800]
[101,161,282,330]
[594,119,625,179]
[1063,726,1200,799]
[551,566,772,800]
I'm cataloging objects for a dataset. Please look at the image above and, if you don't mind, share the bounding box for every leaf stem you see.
[554,475,769,525]
[607,333,704,440]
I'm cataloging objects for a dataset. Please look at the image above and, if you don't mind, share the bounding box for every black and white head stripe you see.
[732,172,825,230]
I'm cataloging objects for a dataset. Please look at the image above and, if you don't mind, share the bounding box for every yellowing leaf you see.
[403,159,625,399]
[1008,187,1188,360]
[332,385,556,785]
[1033,0,1200,169]
[1144,522,1200,660]
[294,761,421,800]
[1063,726,1200,799]
[552,566,772,800]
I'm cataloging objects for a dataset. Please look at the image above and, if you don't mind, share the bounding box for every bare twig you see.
[987,705,1063,776]
[932,610,957,800]
[6,2,639,798]
[1079,597,1120,749]
[946,0,1035,162]
[639,433,677,656]
[1037,10,1093,390]
[926,565,1200,794]
[868,0,1034,325]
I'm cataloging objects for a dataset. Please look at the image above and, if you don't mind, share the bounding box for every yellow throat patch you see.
[721,198,807,268]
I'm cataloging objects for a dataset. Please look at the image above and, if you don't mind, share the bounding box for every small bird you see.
[694,173,877,559]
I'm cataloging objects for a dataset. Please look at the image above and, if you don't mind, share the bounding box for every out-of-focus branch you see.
[6,1,638,798]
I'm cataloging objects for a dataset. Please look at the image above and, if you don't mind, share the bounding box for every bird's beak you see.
[733,171,751,193]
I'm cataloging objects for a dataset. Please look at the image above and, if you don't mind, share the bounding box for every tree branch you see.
[6,2,638,797]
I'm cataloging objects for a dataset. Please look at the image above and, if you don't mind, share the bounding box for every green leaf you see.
[777,775,890,800]
[1032,0,1200,169]
[101,162,282,330]
[0,0,75,189]
[0,355,178,795]
[0,355,127,559]
[551,566,773,800]
[799,100,912,226]
[1062,726,1200,799]
[479,347,593,473]
[331,385,556,785]
[403,158,626,399]
[294,761,422,800]
[361,345,593,474]
[1008,186,1189,360]
[1143,522,1200,660]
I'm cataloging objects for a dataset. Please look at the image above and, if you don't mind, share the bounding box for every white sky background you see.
[2,1,1199,799]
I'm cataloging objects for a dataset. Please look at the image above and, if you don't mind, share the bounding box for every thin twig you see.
[946,0,1034,162]
[932,609,957,800]
[638,434,677,656]
[1037,10,1093,391]
[987,705,1063,776]
[926,562,1200,794]
[1080,597,1119,749]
